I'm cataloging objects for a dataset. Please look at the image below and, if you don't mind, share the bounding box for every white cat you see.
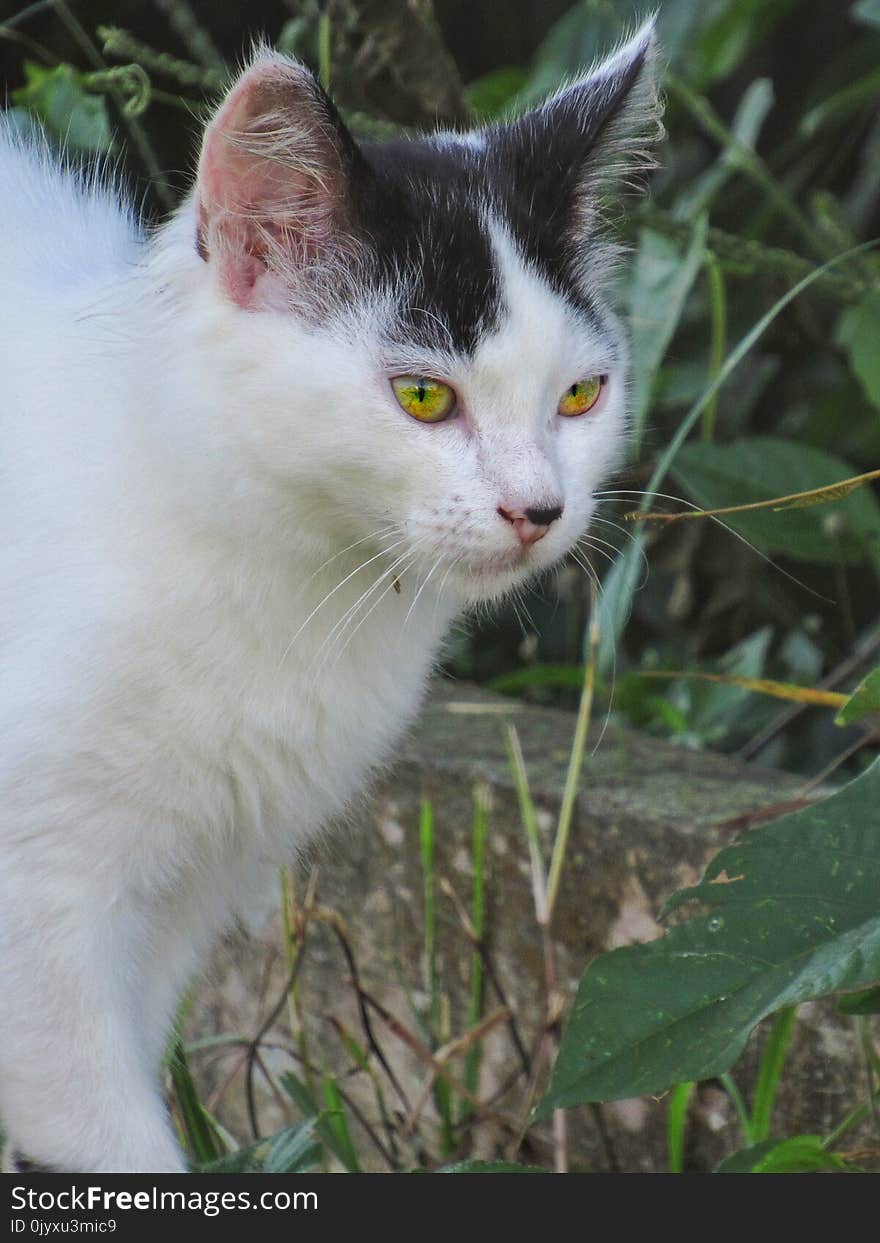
[0,23,659,1172]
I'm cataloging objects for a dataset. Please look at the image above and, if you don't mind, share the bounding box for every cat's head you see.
[188,22,661,603]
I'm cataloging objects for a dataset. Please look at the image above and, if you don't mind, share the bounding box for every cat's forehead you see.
[355,135,607,358]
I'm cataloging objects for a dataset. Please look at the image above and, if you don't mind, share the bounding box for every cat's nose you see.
[497,502,564,546]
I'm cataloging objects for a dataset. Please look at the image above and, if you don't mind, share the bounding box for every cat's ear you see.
[195,51,363,309]
[493,19,662,240]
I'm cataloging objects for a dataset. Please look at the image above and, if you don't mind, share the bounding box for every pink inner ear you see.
[196,61,342,309]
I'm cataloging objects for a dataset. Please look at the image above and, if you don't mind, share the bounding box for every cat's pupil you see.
[417,381,427,403]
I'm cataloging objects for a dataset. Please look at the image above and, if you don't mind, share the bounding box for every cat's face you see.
[191,24,660,603]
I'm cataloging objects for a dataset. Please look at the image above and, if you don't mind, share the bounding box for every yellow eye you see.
[558,375,606,417]
[391,375,457,423]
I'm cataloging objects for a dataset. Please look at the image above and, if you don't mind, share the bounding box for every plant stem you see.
[317,6,332,92]
[546,583,600,923]
[701,250,727,442]
[720,1072,755,1146]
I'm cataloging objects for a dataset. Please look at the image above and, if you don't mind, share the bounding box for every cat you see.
[0,21,660,1172]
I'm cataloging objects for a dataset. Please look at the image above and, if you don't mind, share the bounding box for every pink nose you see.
[497,503,564,547]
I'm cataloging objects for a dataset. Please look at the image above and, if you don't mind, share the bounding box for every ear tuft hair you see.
[195,50,365,309]
[549,17,664,206]
[488,18,663,288]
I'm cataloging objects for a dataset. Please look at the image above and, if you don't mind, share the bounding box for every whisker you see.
[304,524,403,583]
[312,541,427,672]
[327,547,426,671]
[575,537,616,568]
[403,553,444,630]
[594,490,828,601]
[433,553,464,622]
[278,536,409,668]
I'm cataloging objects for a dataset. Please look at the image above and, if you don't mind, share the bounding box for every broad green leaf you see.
[837,293,880,408]
[670,437,880,564]
[12,62,112,155]
[627,220,708,451]
[835,666,880,725]
[536,759,880,1114]
[837,983,880,1014]
[715,1136,852,1173]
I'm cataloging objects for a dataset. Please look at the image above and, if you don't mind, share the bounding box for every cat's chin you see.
[444,548,559,605]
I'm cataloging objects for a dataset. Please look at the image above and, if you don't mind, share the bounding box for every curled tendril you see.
[84,64,151,118]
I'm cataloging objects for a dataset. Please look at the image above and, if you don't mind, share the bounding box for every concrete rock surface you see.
[186,682,872,1172]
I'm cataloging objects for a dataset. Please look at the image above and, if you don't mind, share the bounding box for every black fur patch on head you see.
[350,121,613,355]
[354,140,503,356]
[285,29,654,354]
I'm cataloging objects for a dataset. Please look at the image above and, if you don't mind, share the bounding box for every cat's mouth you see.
[447,539,559,591]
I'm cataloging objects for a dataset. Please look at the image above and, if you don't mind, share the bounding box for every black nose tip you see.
[525,504,564,527]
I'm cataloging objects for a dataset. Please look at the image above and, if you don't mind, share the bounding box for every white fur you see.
[0,53,634,1172]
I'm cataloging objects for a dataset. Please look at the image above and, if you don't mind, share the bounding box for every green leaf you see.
[627,220,708,451]
[675,78,774,217]
[837,293,880,408]
[321,1078,360,1173]
[280,1072,360,1172]
[12,62,112,155]
[536,760,880,1114]
[690,0,800,87]
[596,242,879,673]
[713,1139,778,1172]
[465,68,529,119]
[670,437,880,565]
[800,69,880,138]
[750,1006,797,1142]
[490,663,586,694]
[837,983,880,1014]
[716,1136,852,1174]
[513,2,633,106]
[673,628,771,741]
[168,1039,225,1163]
[835,666,880,725]
[667,1082,696,1173]
[199,1118,323,1173]
[264,1119,323,1174]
